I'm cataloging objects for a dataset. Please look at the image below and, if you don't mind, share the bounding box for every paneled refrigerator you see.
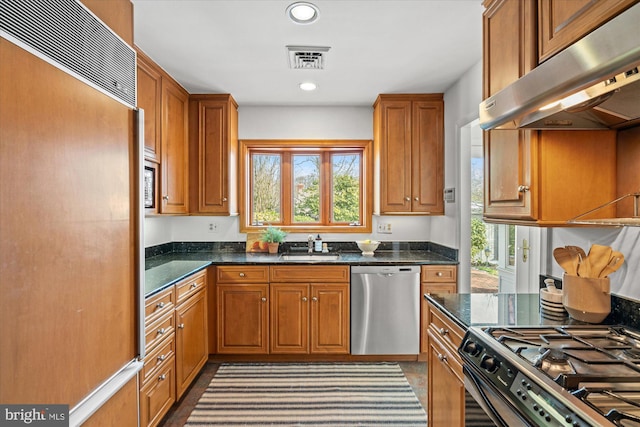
[0,1,144,425]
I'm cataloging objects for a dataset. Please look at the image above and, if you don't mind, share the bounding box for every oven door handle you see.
[463,365,534,427]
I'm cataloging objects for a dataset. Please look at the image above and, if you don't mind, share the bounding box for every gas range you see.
[460,325,640,426]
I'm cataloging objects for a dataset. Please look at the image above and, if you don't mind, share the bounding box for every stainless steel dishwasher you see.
[350,265,421,355]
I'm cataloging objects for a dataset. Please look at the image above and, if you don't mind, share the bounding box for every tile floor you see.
[159,361,427,426]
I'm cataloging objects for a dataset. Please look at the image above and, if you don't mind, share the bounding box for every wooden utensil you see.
[577,252,592,278]
[564,246,582,276]
[587,244,612,279]
[553,247,578,275]
[600,252,625,277]
[566,245,586,260]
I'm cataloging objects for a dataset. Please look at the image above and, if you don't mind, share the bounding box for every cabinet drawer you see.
[421,265,456,283]
[270,265,349,283]
[216,266,269,283]
[145,313,175,353]
[141,333,175,386]
[176,269,206,304]
[427,301,464,354]
[139,356,176,427]
[422,283,456,294]
[145,287,175,327]
[428,328,463,383]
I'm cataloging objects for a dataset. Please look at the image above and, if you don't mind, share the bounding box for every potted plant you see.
[260,225,286,254]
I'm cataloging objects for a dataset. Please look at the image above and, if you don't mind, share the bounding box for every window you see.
[240,140,372,233]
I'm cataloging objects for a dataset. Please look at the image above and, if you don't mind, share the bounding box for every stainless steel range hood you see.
[480,3,640,130]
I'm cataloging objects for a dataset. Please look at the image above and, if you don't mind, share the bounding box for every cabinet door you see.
[411,100,444,214]
[160,78,189,214]
[483,129,536,220]
[379,100,412,213]
[538,0,637,62]
[427,334,465,427]
[175,288,208,399]
[137,52,162,162]
[310,284,350,354]
[270,284,309,354]
[189,95,238,214]
[216,284,269,354]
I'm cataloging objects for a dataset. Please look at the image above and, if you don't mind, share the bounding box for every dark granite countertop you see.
[145,249,457,297]
[425,293,591,331]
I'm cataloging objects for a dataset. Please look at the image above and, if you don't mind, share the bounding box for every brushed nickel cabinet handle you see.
[239,272,245,277]
[438,328,448,336]
[157,354,166,362]
[190,283,197,289]
[302,297,308,302]
[404,196,410,201]
[157,328,166,335]
[517,185,530,192]
[158,374,166,381]
[222,197,228,202]
[162,195,169,201]
[312,297,318,302]
[178,323,185,329]
[261,297,267,302]
[414,197,419,201]
[436,272,443,277]
[156,302,165,308]
[437,353,448,363]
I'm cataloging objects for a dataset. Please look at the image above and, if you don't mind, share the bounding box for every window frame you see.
[239,139,373,234]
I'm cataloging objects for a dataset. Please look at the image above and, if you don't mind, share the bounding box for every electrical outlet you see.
[377,222,392,234]
[208,222,218,233]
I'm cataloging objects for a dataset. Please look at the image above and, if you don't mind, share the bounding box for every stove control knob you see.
[480,356,500,373]
[462,341,483,356]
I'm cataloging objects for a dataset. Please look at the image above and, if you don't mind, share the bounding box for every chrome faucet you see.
[308,235,314,253]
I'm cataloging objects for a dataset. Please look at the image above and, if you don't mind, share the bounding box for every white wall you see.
[430,61,482,249]
[144,105,435,247]
[547,227,640,300]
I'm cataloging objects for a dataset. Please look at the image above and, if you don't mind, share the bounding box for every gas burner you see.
[535,347,577,379]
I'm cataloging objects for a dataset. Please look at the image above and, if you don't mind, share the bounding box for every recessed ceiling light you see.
[286,2,320,24]
[299,82,317,91]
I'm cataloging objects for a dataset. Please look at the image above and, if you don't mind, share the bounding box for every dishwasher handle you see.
[351,265,421,275]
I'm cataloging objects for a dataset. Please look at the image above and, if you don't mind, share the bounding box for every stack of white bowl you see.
[540,279,567,321]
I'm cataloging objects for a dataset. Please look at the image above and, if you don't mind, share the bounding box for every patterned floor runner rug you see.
[185,362,427,426]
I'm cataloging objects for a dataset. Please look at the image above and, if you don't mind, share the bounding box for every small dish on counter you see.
[356,240,380,256]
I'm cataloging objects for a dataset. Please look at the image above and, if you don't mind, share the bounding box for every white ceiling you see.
[132,0,483,106]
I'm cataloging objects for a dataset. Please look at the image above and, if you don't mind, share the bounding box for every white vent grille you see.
[287,45,330,70]
[1,0,136,107]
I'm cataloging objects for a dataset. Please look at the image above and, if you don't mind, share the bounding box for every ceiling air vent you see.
[287,45,330,70]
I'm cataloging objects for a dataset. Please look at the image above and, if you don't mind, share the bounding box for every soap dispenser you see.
[314,234,323,252]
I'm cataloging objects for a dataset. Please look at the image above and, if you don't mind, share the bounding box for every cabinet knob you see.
[239,272,245,277]
[261,297,267,302]
[222,197,228,202]
[405,196,410,201]
[162,195,169,201]
[312,297,318,302]
[302,297,308,302]
[158,374,166,381]
[157,354,166,362]
[438,327,449,336]
[517,185,530,193]
[156,302,165,309]
[190,283,197,289]
[178,323,185,329]
[437,353,448,363]
[436,272,443,277]
[157,328,166,335]
[414,197,419,201]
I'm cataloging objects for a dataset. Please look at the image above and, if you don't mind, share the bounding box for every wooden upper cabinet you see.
[373,94,444,215]
[137,50,162,162]
[538,0,638,63]
[160,77,189,214]
[189,94,238,215]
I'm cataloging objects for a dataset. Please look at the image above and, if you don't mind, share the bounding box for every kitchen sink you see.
[279,253,341,261]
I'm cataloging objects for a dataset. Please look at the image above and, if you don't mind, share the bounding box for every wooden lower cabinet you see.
[425,300,466,426]
[140,357,176,427]
[216,283,269,354]
[176,285,208,398]
[270,283,350,354]
[140,269,209,427]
